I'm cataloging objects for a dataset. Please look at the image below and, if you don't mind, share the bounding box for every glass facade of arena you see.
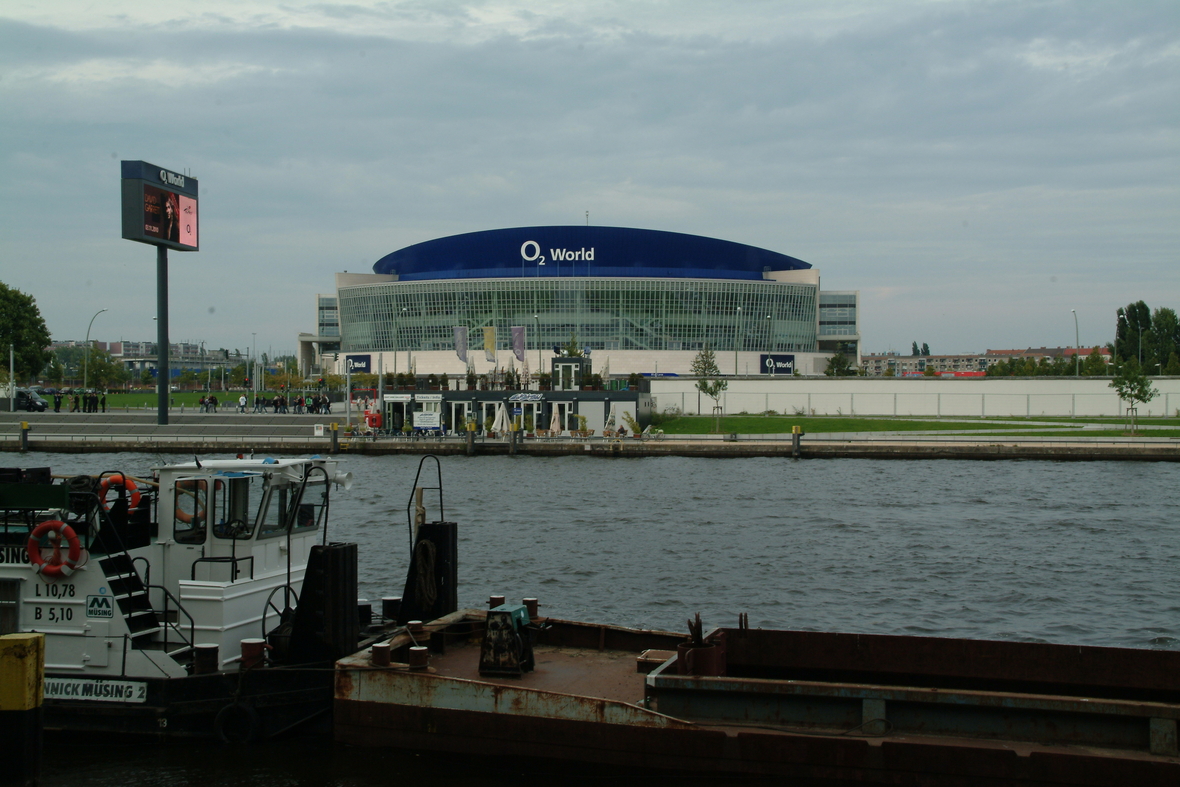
[338,278,818,355]
[817,290,860,357]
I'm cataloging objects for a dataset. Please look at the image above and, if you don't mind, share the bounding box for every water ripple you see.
[36,451,1180,650]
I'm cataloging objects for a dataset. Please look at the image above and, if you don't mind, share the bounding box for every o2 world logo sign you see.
[520,240,595,264]
[761,354,795,374]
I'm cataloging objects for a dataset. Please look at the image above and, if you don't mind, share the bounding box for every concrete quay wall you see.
[1,412,1176,461]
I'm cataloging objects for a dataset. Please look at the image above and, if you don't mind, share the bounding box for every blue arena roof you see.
[372,226,811,282]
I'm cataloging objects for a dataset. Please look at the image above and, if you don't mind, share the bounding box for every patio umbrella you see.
[549,406,562,434]
[491,402,509,435]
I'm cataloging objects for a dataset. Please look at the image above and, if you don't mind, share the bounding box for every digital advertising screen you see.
[141,185,198,248]
[121,160,199,252]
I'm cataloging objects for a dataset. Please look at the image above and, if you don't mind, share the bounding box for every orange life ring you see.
[99,474,141,510]
[175,479,220,525]
[27,520,83,579]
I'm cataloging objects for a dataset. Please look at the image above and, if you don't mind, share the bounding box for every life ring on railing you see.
[99,474,141,511]
[26,520,83,579]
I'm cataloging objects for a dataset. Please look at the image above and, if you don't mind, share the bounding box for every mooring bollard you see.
[466,426,475,456]
[20,421,29,452]
[331,422,339,454]
[382,596,402,622]
[371,642,391,667]
[0,632,45,786]
[792,424,804,458]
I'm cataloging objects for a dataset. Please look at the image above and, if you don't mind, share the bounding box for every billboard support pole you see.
[157,246,169,425]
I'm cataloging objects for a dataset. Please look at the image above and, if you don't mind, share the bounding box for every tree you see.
[0,282,52,384]
[83,345,127,389]
[1165,352,1180,376]
[1150,307,1178,369]
[691,345,728,431]
[1115,301,1151,363]
[920,343,930,356]
[561,332,584,357]
[911,341,920,356]
[47,356,65,387]
[227,362,249,387]
[1081,348,1107,376]
[1109,358,1157,432]
[824,352,855,376]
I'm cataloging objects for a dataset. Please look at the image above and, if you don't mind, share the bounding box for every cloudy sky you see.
[2,0,1177,357]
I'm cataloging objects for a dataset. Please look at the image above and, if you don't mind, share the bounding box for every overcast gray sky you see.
[2,0,1177,357]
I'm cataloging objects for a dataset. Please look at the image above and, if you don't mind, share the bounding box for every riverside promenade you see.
[2,411,1177,461]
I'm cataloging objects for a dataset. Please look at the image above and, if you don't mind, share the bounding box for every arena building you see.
[301,226,859,380]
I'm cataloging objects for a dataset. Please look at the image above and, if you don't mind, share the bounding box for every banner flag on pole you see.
[511,326,526,362]
[454,326,468,363]
[483,326,497,363]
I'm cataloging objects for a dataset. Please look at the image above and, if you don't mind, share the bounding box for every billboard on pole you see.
[120,160,199,252]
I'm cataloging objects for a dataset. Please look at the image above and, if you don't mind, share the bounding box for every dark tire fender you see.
[214,701,260,744]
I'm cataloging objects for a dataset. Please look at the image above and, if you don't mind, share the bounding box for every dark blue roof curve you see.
[372,226,810,282]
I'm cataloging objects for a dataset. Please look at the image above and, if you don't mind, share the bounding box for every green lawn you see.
[654,416,1083,435]
[1028,416,1180,426]
[968,430,1180,439]
[95,391,265,409]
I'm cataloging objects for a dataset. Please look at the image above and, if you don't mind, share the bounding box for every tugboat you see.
[0,456,385,741]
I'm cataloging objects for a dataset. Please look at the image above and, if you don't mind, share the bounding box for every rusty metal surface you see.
[721,627,1180,702]
[336,698,1180,785]
[339,633,694,729]
[649,636,1180,753]
[334,612,1180,783]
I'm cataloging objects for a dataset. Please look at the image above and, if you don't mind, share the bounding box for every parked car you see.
[14,389,49,412]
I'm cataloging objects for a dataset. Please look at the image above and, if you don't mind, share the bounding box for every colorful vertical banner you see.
[511,326,526,362]
[454,326,468,363]
[483,326,497,363]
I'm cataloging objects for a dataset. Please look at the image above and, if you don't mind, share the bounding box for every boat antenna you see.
[194,456,202,469]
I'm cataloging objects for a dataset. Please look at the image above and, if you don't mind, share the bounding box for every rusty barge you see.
[333,457,1179,784]
[335,610,1180,784]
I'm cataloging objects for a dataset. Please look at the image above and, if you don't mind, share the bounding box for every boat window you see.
[256,486,289,539]
[173,480,208,545]
[256,477,320,540]
[212,476,258,541]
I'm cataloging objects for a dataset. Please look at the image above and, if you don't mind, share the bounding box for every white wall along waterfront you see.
[648,377,1180,419]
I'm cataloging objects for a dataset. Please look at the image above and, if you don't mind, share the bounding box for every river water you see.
[32,451,1180,785]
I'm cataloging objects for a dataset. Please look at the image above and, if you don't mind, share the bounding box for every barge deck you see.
[335,610,1180,785]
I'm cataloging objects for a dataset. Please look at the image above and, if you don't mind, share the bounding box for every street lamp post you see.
[83,308,108,391]
[534,314,541,379]
[766,315,773,375]
[400,307,408,378]
[1071,309,1080,376]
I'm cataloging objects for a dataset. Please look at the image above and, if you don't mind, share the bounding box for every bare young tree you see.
[692,345,728,432]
